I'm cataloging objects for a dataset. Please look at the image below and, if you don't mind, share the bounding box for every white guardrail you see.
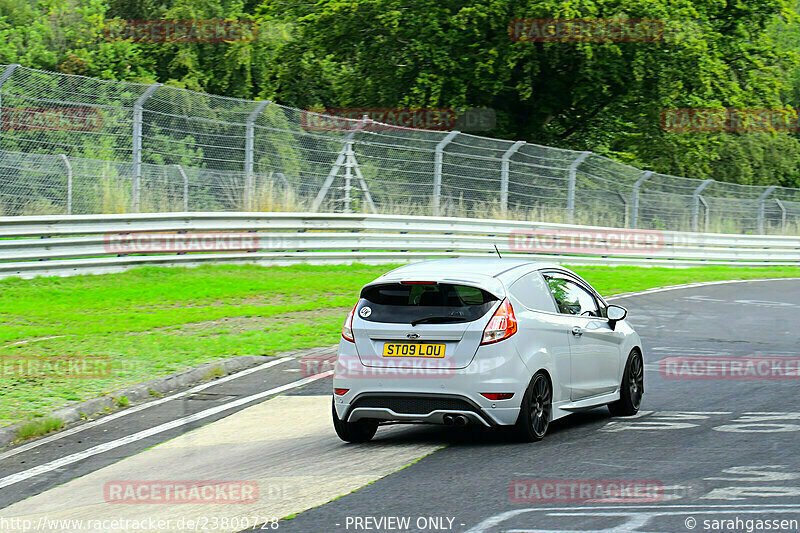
[0,212,799,279]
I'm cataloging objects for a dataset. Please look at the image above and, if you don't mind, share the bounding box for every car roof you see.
[388,257,559,277]
[364,257,568,297]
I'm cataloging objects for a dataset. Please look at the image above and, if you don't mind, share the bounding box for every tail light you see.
[481,298,517,345]
[481,393,515,400]
[334,388,349,396]
[342,304,357,342]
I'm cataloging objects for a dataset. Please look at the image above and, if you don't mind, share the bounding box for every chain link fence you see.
[1,63,800,234]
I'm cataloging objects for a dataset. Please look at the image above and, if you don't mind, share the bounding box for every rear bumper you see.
[333,338,529,426]
[345,392,495,426]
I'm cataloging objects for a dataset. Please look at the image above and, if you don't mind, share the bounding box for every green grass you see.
[15,416,64,442]
[1,263,799,428]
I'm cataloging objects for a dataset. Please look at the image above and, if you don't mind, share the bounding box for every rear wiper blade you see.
[410,316,465,326]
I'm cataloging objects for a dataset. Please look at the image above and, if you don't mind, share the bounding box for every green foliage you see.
[3,0,800,186]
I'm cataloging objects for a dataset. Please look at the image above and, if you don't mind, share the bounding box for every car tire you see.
[514,371,552,442]
[332,399,378,443]
[608,349,644,417]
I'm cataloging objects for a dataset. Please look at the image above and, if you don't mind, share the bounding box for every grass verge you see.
[1,263,798,427]
[15,416,64,441]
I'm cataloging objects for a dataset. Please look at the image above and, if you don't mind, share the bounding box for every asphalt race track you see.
[1,279,799,533]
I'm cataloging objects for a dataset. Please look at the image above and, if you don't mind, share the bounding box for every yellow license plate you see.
[382,343,446,358]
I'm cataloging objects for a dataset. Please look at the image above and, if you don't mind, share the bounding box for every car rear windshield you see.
[359,283,499,324]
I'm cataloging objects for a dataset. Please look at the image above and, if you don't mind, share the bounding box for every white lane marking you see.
[713,412,800,433]
[465,504,800,533]
[702,486,800,500]
[0,369,332,490]
[606,277,800,301]
[0,357,293,461]
[599,411,731,433]
[2,336,64,348]
[706,465,800,482]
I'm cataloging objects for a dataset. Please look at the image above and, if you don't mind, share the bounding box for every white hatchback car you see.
[332,258,643,442]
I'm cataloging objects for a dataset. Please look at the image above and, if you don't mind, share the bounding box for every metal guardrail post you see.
[500,141,525,216]
[566,152,590,224]
[0,64,21,148]
[631,170,653,229]
[244,100,271,211]
[60,154,72,215]
[131,83,162,213]
[174,164,189,212]
[433,131,459,216]
[775,198,787,233]
[691,179,713,232]
[757,185,777,235]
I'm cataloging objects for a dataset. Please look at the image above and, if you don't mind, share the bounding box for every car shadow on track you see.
[364,407,614,447]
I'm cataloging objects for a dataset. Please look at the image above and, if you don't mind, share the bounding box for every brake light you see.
[481,298,517,345]
[334,388,349,396]
[342,304,357,342]
[481,393,515,400]
[400,281,436,285]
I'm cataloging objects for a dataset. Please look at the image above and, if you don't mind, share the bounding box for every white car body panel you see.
[333,258,642,429]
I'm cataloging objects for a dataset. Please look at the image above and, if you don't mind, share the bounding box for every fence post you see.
[0,64,20,148]
[691,179,713,232]
[343,141,355,213]
[775,198,787,234]
[173,164,189,212]
[757,185,777,235]
[699,195,710,232]
[566,151,590,224]
[631,170,653,229]
[244,100,271,211]
[433,131,459,216]
[616,192,629,227]
[500,141,525,217]
[131,83,162,213]
[60,154,72,215]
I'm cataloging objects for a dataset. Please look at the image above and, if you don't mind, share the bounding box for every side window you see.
[544,275,601,317]
[510,273,557,313]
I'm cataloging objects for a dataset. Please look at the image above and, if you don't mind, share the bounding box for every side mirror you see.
[606,305,627,330]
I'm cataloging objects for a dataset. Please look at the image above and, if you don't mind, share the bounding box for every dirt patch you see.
[129,307,351,337]
[131,293,345,311]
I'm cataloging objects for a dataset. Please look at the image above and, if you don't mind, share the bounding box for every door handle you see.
[571,326,583,336]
